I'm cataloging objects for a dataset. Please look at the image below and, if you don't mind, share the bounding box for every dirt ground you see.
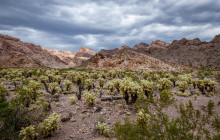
[2,81,220,140]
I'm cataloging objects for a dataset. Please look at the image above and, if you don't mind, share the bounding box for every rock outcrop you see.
[84,34,220,70]
[151,35,220,69]
[0,34,96,68]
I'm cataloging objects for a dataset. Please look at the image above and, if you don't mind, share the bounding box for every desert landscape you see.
[0,0,220,140]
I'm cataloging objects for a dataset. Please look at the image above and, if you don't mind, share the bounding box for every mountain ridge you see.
[0,34,96,68]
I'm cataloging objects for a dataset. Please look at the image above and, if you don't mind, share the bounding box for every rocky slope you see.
[151,35,220,69]
[84,34,220,70]
[0,34,96,68]
[86,49,187,71]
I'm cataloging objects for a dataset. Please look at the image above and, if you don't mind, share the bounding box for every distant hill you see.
[0,34,96,68]
[83,34,220,70]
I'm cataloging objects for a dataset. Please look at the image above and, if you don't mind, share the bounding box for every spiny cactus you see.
[85,79,94,91]
[157,78,172,91]
[82,92,96,106]
[63,80,72,92]
[96,121,110,137]
[19,125,38,140]
[120,78,143,104]
[38,112,61,137]
[98,78,105,88]
[178,80,188,93]
[141,80,154,98]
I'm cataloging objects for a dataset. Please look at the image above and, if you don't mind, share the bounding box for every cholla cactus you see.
[120,78,143,104]
[38,112,61,137]
[54,75,62,84]
[69,96,76,104]
[96,121,110,137]
[98,78,105,88]
[0,83,8,101]
[136,109,150,126]
[49,82,60,95]
[157,78,172,91]
[178,81,188,92]
[141,80,154,97]
[112,79,121,92]
[83,92,96,106]
[20,125,38,140]
[209,81,217,92]
[192,78,199,88]
[63,80,72,92]
[85,79,93,91]
[106,82,115,93]
[178,74,192,84]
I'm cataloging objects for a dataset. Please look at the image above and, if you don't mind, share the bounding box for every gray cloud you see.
[0,0,220,52]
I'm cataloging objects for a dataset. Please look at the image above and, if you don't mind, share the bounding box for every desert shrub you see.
[136,109,150,127]
[15,81,42,107]
[114,100,219,140]
[157,78,172,91]
[82,92,96,106]
[69,96,76,104]
[49,82,61,95]
[160,89,174,105]
[141,80,154,98]
[178,80,188,92]
[38,112,61,137]
[96,121,110,137]
[106,81,115,93]
[208,100,214,115]
[63,80,72,92]
[0,83,8,101]
[112,79,121,93]
[192,78,199,88]
[176,91,191,97]
[85,79,93,91]
[178,74,192,84]
[169,74,177,87]
[98,78,105,88]
[19,125,38,140]
[54,75,62,84]
[120,78,143,104]
[197,78,217,94]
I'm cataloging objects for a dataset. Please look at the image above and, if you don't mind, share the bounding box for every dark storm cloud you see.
[0,0,220,52]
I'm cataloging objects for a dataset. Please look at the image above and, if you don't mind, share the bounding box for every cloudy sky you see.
[0,0,220,52]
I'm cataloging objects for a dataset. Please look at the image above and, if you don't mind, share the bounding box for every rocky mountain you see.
[85,48,187,71]
[150,35,220,69]
[84,34,220,70]
[0,34,96,68]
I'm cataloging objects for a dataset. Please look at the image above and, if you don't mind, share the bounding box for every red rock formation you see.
[0,34,96,68]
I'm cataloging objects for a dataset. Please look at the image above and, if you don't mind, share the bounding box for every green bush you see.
[98,78,105,88]
[120,78,143,104]
[0,83,8,101]
[141,80,154,97]
[85,79,93,91]
[38,112,61,137]
[63,80,72,92]
[82,92,96,106]
[69,96,76,104]
[157,78,172,91]
[96,121,110,137]
[19,125,38,140]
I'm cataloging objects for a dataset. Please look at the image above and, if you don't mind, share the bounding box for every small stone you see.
[201,105,206,111]
[70,118,76,122]
[81,110,87,113]
[70,135,73,138]
[61,113,71,122]
[126,112,131,115]
[190,90,196,95]
[94,106,102,112]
